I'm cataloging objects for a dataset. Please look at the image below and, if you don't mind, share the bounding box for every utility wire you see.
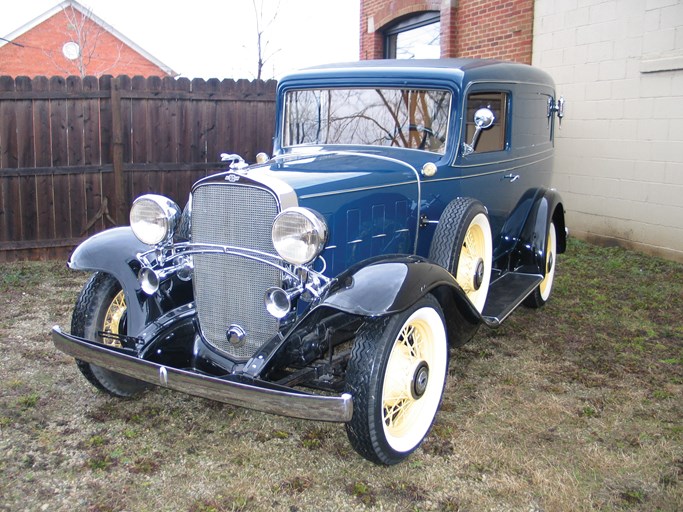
[0,37,25,47]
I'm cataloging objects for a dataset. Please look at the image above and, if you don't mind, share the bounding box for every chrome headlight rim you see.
[272,207,328,266]
[130,194,182,246]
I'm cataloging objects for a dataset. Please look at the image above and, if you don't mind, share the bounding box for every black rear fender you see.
[515,188,566,273]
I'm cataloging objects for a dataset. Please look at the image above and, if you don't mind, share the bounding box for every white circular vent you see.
[62,41,80,60]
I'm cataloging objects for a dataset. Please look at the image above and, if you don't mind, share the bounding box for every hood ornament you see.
[220,153,249,173]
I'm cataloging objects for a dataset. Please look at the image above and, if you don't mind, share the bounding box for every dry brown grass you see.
[0,239,681,511]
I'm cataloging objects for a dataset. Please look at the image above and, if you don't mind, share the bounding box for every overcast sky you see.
[0,0,360,79]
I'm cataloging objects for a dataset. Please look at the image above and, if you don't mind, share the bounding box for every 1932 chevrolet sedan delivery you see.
[52,59,567,464]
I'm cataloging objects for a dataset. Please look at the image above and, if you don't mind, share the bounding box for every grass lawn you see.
[0,238,681,511]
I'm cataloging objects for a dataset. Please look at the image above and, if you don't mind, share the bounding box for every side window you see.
[465,92,508,153]
[515,91,554,148]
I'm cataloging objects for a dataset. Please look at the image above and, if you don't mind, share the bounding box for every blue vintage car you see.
[52,59,566,465]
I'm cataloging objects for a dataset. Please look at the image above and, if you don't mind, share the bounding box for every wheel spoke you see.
[464,229,478,258]
[383,321,432,436]
[397,324,423,360]
[102,290,126,347]
[383,397,414,431]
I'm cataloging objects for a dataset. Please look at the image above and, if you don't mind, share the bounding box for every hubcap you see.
[411,362,430,399]
[473,258,484,291]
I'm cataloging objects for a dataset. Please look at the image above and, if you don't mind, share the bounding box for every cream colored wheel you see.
[345,294,448,465]
[102,289,126,347]
[454,212,492,311]
[429,198,493,313]
[539,222,557,301]
[525,222,558,308]
[381,305,448,452]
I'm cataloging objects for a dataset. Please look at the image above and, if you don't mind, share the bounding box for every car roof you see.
[279,59,555,90]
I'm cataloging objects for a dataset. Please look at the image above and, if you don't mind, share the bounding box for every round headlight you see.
[272,207,328,265]
[130,195,181,245]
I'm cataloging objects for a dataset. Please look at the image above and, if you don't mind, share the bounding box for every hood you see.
[247,150,423,276]
[248,150,420,201]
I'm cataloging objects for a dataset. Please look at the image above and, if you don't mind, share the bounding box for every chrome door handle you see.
[503,174,520,182]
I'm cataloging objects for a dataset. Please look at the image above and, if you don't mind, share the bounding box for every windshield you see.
[283,88,451,154]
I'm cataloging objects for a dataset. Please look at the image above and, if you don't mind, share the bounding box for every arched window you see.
[384,11,440,59]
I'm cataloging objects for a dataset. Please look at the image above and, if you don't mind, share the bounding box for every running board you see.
[481,272,543,327]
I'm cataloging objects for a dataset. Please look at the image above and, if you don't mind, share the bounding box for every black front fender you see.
[69,227,151,334]
[321,255,482,345]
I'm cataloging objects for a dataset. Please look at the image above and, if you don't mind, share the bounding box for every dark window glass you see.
[283,88,451,154]
[515,91,554,148]
[385,12,440,60]
[465,92,509,153]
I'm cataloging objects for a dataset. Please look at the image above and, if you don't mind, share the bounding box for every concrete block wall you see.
[534,0,683,262]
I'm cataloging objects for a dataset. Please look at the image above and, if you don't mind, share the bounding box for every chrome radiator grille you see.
[191,183,280,360]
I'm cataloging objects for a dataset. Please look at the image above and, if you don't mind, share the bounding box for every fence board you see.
[0,74,276,261]
[49,77,72,241]
[0,77,18,242]
[0,76,17,169]
[66,77,86,237]
[32,77,51,168]
[82,76,100,166]
[83,76,104,236]
[14,77,36,242]
[159,77,179,202]
[130,76,150,200]
[99,76,113,165]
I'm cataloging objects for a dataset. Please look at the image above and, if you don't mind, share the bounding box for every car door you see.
[454,87,521,251]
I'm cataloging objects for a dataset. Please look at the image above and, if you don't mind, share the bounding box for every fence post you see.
[111,76,126,225]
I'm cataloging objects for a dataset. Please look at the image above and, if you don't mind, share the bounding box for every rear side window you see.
[514,90,554,148]
[465,92,508,153]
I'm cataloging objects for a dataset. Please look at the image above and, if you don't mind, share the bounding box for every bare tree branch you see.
[252,0,282,80]
[43,5,125,77]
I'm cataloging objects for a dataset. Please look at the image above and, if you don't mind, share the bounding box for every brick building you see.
[0,0,174,78]
[360,0,533,63]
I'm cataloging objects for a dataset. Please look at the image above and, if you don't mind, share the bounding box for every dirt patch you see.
[1,241,681,511]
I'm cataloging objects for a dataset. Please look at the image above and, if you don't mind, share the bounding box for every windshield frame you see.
[279,85,454,155]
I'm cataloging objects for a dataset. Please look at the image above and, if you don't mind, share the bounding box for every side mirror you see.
[463,107,495,156]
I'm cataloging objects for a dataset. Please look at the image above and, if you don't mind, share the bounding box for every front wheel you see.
[71,272,151,397]
[345,294,448,465]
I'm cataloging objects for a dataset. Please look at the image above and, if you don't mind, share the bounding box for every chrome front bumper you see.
[51,326,353,423]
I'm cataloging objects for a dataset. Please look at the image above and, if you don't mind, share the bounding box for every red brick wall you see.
[0,10,171,78]
[360,0,442,60]
[454,0,533,63]
[360,0,534,64]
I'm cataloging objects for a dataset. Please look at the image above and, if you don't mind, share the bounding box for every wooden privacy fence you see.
[0,74,277,262]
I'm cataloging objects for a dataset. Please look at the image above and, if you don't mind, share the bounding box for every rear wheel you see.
[345,294,448,465]
[71,272,151,397]
[525,222,557,308]
[429,198,493,313]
